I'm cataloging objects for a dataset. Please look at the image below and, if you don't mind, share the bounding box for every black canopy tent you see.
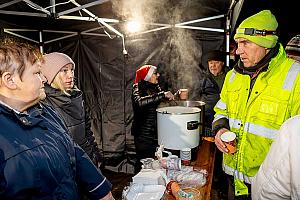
[1,0,297,173]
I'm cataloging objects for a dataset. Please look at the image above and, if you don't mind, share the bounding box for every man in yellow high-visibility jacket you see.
[212,10,300,199]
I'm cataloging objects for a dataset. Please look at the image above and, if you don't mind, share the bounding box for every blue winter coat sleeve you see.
[74,143,112,200]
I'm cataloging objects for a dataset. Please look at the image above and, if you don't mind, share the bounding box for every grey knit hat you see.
[41,52,75,84]
[285,35,300,55]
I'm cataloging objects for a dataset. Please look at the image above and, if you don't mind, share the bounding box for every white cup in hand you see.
[215,128,230,154]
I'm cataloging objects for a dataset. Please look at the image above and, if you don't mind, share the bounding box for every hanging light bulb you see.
[126,20,141,33]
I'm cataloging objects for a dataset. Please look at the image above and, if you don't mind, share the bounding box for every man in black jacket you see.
[131,65,174,172]
[190,65,220,133]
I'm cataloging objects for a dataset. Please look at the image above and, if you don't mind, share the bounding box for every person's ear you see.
[1,72,17,89]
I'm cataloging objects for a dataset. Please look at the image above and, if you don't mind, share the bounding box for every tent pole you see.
[58,0,109,17]
[59,15,119,23]
[226,0,239,67]
[50,0,55,15]
[176,14,225,26]
[0,10,47,17]
[4,29,38,43]
[226,11,231,67]
[0,0,22,9]
[122,37,130,172]
[39,31,44,54]
[225,31,230,67]
[175,25,224,32]
[70,0,122,37]
[22,0,50,15]
[44,33,78,44]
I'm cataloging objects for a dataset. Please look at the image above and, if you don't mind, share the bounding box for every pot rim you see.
[175,100,206,106]
[156,106,201,115]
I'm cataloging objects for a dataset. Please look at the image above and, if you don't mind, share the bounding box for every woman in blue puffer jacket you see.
[0,39,113,200]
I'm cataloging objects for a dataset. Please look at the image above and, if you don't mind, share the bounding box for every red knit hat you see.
[134,65,157,84]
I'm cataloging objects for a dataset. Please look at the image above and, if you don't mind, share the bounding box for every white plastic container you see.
[123,184,166,200]
[156,106,201,150]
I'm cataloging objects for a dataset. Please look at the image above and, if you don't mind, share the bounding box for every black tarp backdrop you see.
[40,30,225,173]
[1,0,298,173]
[0,0,229,173]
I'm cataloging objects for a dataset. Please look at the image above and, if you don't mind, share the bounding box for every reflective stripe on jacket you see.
[214,44,300,196]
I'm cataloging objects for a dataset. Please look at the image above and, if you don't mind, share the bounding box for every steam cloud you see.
[111,0,225,97]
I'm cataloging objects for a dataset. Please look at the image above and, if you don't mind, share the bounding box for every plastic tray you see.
[124,184,166,200]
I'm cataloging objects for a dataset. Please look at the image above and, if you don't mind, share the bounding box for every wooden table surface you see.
[164,139,216,200]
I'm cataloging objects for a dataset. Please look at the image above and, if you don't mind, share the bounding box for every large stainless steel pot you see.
[156,106,201,150]
[158,101,206,135]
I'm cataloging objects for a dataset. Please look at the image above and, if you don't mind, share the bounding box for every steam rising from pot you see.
[111,0,225,96]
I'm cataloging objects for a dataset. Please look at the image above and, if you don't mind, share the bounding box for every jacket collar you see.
[45,84,82,98]
[0,103,44,126]
[0,99,21,114]
[138,80,158,88]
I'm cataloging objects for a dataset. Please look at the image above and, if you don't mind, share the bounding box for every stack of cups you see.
[180,148,191,166]
[160,155,182,170]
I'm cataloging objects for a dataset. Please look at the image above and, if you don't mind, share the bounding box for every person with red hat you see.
[131,65,174,172]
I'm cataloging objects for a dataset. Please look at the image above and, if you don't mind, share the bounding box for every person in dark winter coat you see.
[41,52,102,167]
[285,34,300,62]
[0,39,113,200]
[131,65,174,171]
[206,50,230,199]
[207,50,230,92]
[190,66,220,133]
[202,50,230,129]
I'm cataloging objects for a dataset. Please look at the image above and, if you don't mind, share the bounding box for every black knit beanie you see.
[207,50,225,62]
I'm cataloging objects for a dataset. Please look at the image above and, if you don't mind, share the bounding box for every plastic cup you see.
[179,89,188,100]
[180,148,191,166]
[220,131,237,154]
[160,156,182,170]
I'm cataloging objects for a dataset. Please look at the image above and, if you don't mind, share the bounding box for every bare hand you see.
[215,128,230,154]
[164,91,175,100]
[100,192,115,200]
